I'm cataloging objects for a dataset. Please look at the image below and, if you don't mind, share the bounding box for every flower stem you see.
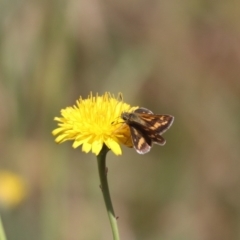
[0,216,7,240]
[97,145,120,240]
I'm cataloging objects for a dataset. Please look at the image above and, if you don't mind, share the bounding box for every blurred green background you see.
[1,0,240,239]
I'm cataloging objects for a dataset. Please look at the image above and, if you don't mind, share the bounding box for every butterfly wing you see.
[134,114,174,135]
[147,132,166,145]
[132,107,174,134]
[134,107,153,114]
[147,114,174,134]
[129,126,152,154]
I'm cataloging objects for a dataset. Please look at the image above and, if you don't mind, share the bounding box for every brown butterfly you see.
[121,107,174,154]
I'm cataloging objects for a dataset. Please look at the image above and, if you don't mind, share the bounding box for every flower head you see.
[52,92,137,155]
[0,171,27,208]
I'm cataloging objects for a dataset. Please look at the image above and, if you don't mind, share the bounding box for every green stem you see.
[0,216,7,240]
[97,145,120,240]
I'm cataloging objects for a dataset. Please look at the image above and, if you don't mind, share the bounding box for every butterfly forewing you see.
[134,107,153,114]
[129,126,152,154]
[137,114,174,134]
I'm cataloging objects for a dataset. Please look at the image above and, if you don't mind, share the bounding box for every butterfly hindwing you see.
[147,132,166,145]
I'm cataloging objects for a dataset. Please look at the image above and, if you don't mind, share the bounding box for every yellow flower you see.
[52,92,137,155]
[0,171,27,208]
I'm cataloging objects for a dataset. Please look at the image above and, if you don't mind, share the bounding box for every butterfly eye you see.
[121,115,127,121]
